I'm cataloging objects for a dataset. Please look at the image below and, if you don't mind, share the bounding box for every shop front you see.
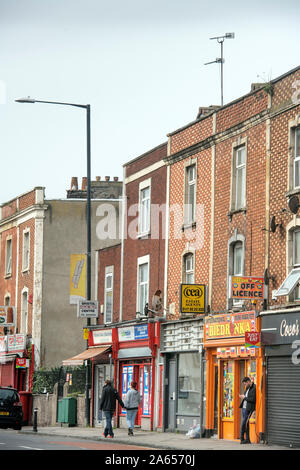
[204,311,264,442]
[261,309,300,448]
[63,328,113,427]
[114,321,159,431]
[0,334,30,389]
[160,318,204,433]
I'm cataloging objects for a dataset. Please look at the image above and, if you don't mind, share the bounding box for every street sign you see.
[77,300,99,318]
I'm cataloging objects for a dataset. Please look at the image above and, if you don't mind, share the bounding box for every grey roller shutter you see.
[266,356,300,448]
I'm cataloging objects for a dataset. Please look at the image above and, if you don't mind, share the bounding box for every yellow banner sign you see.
[180,284,206,314]
[70,254,86,305]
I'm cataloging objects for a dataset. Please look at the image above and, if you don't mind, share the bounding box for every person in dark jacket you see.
[99,379,124,438]
[239,377,256,444]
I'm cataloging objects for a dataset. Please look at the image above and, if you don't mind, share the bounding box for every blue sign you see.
[134,324,148,340]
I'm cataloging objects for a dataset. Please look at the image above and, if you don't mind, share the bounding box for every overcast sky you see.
[0,0,299,203]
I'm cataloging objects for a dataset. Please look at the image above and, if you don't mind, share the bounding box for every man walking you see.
[239,376,256,444]
[99,379,124,438]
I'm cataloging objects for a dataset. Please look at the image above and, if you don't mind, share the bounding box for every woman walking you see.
[124,381,141,436]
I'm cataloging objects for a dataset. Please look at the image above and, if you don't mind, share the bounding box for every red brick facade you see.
[167,66,300,317]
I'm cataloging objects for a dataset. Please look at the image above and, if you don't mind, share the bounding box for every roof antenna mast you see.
[204,33,235,106]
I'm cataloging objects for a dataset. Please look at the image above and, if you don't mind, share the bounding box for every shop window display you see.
[222,360,234,418]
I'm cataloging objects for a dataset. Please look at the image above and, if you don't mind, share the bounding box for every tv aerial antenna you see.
[204,33,235,106]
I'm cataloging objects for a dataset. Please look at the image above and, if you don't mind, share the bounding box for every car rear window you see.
[0,389,19,402]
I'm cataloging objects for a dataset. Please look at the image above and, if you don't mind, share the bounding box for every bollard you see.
[33,408,38,432]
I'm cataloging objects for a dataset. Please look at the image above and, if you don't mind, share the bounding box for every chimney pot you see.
[71,177,78,191]
[105,176,110,181]
[95,176,101,181]
[114,177,119,182]
[82,177,87,190]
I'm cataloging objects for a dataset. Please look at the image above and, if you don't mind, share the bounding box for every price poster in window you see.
[121,366,128,414]
[143,367,150,416]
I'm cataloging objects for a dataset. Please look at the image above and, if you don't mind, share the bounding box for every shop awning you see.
[62,346,111,366]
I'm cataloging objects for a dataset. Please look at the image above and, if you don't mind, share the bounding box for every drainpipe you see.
[199,344,204,438]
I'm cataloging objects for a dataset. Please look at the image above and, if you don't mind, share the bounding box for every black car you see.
[0,386,23,430]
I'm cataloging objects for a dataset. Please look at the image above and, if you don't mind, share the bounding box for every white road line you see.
[19,445,43,450]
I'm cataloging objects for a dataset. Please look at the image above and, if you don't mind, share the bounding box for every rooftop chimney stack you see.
[82,177,87,190]
[105,176,110,181]
[71,177,78,191]
[95,176,101,181]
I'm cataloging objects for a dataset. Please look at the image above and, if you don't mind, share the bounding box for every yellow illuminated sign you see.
[180,284,206,314]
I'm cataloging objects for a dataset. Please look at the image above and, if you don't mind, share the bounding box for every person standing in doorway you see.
[99,379,124,438]
[239,376,256,444]
[124,381,141,436]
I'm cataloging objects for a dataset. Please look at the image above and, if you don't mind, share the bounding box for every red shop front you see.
[113,321,159,431]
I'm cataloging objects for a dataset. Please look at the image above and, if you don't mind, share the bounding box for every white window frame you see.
[294,127,300,189]
[104,266,114,324]
[21,288,28,335]
[232,145,246,210]
[22,229,30,272]
[137,255,150,315]
[227,233,245,307]
[138,178,151,236]
[184,164,196,225]
[183,253,195,284]
[278,225,300,300]
[5,237,12,276]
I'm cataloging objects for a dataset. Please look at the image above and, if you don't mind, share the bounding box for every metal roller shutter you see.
[267,356,300,448]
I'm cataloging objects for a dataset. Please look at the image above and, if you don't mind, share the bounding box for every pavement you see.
[20,424,293,451]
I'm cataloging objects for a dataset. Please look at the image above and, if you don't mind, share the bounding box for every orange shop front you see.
[203,312,264,442]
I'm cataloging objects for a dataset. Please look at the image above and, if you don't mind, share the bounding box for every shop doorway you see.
[94,364,114,427]
[120,360,151,427]
[213,364,218,436]
[166,355,176,431]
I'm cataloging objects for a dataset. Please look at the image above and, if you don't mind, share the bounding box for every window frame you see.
[183,252,195,284]
[5,237,12,276]
[294,127,300,189]
[184,163,196,226]
[138,178,151,236]
[22,229,30,272]
[104,266,114,324]
[137,255,150,315]
[230,140,247,212]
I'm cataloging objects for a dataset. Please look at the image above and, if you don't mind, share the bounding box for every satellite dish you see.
[270,216,277,233]
[288,195,300,214]
[152,289,163,312]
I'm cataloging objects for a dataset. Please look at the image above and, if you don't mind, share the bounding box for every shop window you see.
[183,253,194,284]
[177,353,201,415]
[222,360,234,419]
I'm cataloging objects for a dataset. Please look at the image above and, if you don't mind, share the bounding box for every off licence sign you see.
[245,331,261,348]
[180,284,206,314]
[231,276,264,300]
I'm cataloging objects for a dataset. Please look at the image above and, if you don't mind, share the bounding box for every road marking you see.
[19,445,43,450]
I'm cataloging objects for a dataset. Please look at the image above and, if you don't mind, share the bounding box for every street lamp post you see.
[15,97,92,424]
